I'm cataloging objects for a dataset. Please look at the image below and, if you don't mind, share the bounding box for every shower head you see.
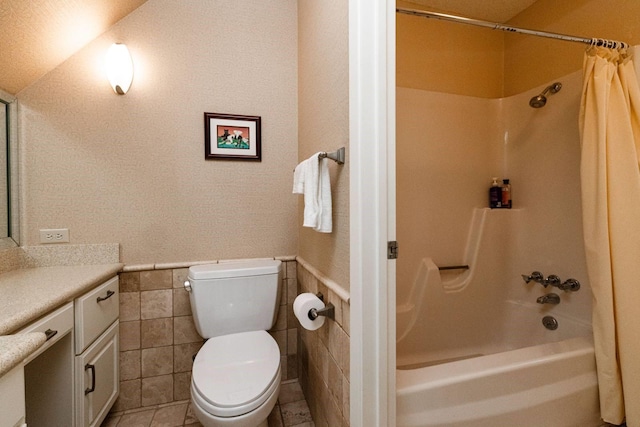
[529,82,562,108]
[529,94,547,108]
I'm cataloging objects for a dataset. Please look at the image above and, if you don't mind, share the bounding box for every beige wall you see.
[504,0,640,95]
[297,0,350,289]
[297,2,350,423]
[0,0,149,95]
[10,1,348,425]
[396,0,504,98]
[398,0,640,97]
[18,0,298,265]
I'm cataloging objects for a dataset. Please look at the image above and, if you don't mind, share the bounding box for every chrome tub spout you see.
[537,293,560,305]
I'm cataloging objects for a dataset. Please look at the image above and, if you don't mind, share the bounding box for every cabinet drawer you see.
[75,276,119,354]
[17,302,73,364]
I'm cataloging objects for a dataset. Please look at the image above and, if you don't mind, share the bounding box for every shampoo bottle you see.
[501,179,512,209]
[489,177,502,208]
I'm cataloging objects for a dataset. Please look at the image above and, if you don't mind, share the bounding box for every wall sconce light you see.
[105,43,134,95]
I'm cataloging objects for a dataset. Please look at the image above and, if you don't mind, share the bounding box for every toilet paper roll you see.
[293,293,326,330]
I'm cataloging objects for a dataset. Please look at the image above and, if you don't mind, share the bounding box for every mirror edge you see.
[0,87,19,248]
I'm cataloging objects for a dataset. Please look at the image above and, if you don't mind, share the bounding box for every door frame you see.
[349,0,396,425]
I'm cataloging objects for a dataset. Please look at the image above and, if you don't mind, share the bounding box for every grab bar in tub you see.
[438,265,469,271]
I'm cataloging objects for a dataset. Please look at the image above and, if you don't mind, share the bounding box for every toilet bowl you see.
[190,331,281,427]
[184,260,283,427]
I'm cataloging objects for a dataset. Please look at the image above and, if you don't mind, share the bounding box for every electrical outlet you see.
[39,228,70,244]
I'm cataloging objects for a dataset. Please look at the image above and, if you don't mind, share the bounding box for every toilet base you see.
[190,377,280,427]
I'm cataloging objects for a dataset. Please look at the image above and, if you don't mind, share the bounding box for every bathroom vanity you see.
[0,263,122,427]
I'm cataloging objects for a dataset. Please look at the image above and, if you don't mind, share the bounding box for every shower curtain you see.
[579,46,640,426]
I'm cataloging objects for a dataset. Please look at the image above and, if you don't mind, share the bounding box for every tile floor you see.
[101,380,314,427]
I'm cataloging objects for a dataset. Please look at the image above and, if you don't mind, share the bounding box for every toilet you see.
[184,259,283,427]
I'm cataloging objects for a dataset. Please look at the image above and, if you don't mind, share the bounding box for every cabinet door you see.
[75,320,119,427]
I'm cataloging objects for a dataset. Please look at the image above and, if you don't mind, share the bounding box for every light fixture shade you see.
[105,43,133,95]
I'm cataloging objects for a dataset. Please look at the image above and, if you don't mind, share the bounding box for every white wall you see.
[17,0,299,265]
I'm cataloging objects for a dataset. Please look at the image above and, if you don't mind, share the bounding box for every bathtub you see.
[396,300,601,427]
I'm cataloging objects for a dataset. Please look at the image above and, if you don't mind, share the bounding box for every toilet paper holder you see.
[307,292,335,321]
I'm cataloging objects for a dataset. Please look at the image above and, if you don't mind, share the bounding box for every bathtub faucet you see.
[558,278,581,292]
[522,272,578,291]
[521,271,544,284]
[543,275,561,288]
[537,293,560,305]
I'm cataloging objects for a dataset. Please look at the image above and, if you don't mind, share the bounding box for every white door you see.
[349,0,396,426]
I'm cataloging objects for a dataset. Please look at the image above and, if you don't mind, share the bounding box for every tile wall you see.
[296,261,351,427]
[113,258,299,412]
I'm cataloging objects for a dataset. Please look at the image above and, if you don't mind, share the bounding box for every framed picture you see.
[204,112,261,161]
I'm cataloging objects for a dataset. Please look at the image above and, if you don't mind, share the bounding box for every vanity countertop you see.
[0,263,123,335]
[0,332,46,377]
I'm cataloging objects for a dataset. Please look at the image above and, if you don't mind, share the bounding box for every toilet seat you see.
[191,330,280,418]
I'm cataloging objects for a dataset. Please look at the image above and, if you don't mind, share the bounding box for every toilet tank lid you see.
[188,259,282,280]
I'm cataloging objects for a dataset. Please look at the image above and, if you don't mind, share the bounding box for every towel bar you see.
[319,147,345,165]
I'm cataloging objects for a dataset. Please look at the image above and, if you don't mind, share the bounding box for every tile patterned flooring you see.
[101,380,314,427]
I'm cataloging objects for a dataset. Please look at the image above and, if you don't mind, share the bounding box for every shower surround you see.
[395,70,599,425]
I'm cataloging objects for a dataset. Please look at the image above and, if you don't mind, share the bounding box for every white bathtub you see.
[396,301,601,427]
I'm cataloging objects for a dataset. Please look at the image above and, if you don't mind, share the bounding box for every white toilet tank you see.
[186,259,282,339]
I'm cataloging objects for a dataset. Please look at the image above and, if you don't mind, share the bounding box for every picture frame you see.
[204,112,261,161]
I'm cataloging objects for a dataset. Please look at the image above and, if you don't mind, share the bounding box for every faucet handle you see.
[559,278,581,292]
[544,275,561,288]
[521,271,544,284]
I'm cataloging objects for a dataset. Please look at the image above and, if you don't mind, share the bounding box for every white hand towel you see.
[315,157,332,233]
[292,153,332,233]
[293,153,320,228]
[292,160,305,194]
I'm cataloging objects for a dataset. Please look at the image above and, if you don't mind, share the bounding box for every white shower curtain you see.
[580,46,640,426]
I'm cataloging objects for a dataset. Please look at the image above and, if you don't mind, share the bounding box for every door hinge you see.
[387,241,398,259]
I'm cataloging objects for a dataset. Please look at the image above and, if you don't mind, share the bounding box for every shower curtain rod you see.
[396,7,629,49]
